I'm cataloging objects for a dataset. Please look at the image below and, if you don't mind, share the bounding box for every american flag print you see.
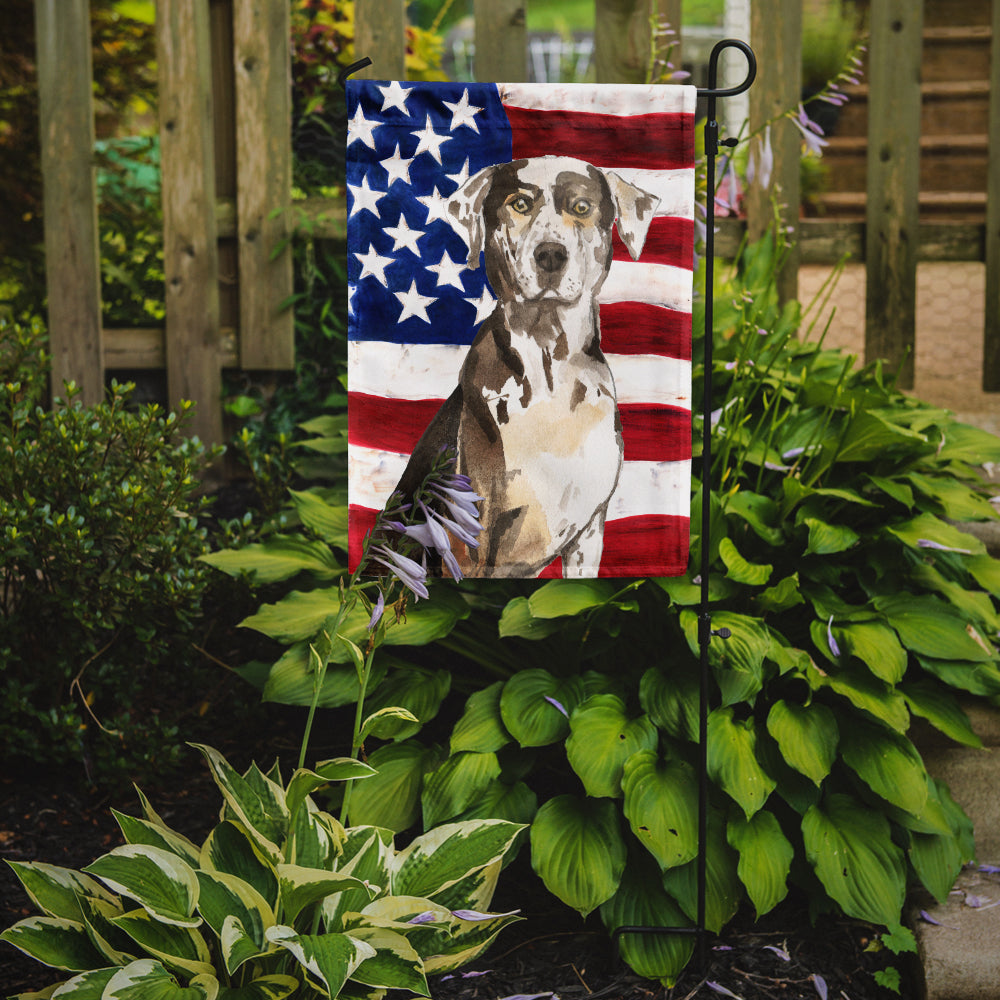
[347,80,695,578]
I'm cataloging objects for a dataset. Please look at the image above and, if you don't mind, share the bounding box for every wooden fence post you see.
[864,0,923,389]
[746,0,801,306]
[354,0,406,79]
[34,0,104,405]
[474,0,527,82]
[233,0,294,370]
[983,0,1000,390]
[157,0,223,445]
[594,0,654,84]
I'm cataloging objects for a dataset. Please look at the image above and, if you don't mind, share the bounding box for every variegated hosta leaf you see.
[802,793,906,926]
[529,795,626,917]
[214,974,299,1000]
[706,707,776,819]
[391,820,524,901]
[83,846,200,928]
[190,745,287,863]
[265,925,376,998]
[621,751,699,871]
[345,926,429,995]
[288,801,344,870]
[599,854,694,987]
[499,670,585,747]
[423,859,501,916]
[276,864,375,925]
[219,915,270,980]
[765,700,838,786]
[0,916,107,971]
[77,894,136,966]
[421,751,501,829]
[566,695,658,799]
[112,810,202,868]
[102,958,218,999]
[450,681,511,754]
[422,907,522,975]
[195,871,274,973]
[110,908,214,978]
[727,810,793,918]
[45,966,118,997]
[285,760,375,823]
[200,822,278,910]
[323,829,393,931]
[4,861,118,922]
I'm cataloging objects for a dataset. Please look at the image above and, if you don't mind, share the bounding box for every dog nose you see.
[534,242,568,274]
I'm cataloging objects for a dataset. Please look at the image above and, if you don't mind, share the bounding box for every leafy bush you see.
[0,317,220,783]
[1,743,524,998]
[209,234,1000,984]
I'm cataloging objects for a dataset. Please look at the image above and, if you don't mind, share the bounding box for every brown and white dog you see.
[393,155,659,578]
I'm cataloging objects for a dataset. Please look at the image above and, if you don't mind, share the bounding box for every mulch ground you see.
[1,738,913,1000]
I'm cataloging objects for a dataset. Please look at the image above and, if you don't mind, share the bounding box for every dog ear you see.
[605,171,660,261]
[445,165,496,268]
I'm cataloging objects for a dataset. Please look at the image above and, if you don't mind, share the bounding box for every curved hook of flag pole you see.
[338,57,373,91]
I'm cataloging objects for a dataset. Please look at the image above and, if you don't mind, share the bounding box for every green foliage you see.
[1,744,524,998]
[0,317,221,783]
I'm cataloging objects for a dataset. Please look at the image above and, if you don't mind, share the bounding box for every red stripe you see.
[611,216,694,267]
[506,107,695,171]
[619,404,691,463]
[349,507,689,578]
[600,302,691,360]
[350,393,442,454]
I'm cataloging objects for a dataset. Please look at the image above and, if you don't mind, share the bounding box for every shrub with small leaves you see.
[0,317,220,783]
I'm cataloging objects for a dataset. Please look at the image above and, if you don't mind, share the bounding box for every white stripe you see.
[349,444,690,519]
[498,82,697,117]
[600,261,692,312]
[349,341,690,408]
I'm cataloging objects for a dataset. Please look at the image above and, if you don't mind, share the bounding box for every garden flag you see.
[347,81,695,578]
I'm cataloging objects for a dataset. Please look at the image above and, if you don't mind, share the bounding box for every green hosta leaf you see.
[362,667,451,740]
[653,573,737,606]
[103,959,218,1000]
[527,579,618,617]
[200,822,278,910]
[639,664,699,742]
[265,926,375,997]
[112,812,201,868]
[661,810,741,933]
[288,489,348,546]
[886,512,985,557]
[450,682,511,754]
[909,782,967,907]
[727,811,793,917]
[200,535,341,584]
[802,793,906,926]
[707,708,776,818]
[719,537,772,586]
[453,779,538,827]
[803,517,859,556]
[724,490,784,545]
[906,472,998,521]
[499,670,584,747]
[835,410,927,463]
[530,795,626,917]
[111,909,214,978]
[807,660,910,732]
[347,740,442,832]
[621,751,698,870]
[190,746,287,862]
[901,680,982,748]
[0,916,107,971]
[195,871,273,974]
[874,594,995,662]
[5,862,118,923]
[866,474,914,509]
[421,751,502,828]
[755,573,804,614]
[277,865,374,925]
[261,643,387,709]
[681,610,770,706]
[216,975,299,1000]
[911,562,1000,632]
[916,655,1000,697]
[285,759,376,822]
[393,820,524,901]
[346,926,428,994]
[497,596,565,639]
[600,853,694,987]
[935,421,1000,464]
[83,846,200,928]
[765,701,838,786]
[967,553,1000,597]
[565,695,658,798]
[835,621,907,684]
[839,718,928,816]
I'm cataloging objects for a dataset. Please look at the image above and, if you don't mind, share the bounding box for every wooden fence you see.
[33,0,1000,445]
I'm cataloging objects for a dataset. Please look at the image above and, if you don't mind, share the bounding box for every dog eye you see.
[570,199,592,216]
[508,195,532,214]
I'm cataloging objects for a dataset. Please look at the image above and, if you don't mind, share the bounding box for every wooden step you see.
[922,0,992,28]
[812,190,987,222]
[832,80,991,137]
[922,25,993,83]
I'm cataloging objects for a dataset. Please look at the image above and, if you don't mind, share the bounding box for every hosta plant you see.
[1,743,523,999]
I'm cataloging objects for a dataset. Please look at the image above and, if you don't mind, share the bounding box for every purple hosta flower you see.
[371,544,429,600]
[747,125,774,191]
[367,590,385,631]
[451,908,521,921]
[715,157,741,216]
[763,944,791,962]
[706,983,742,999]
[441,970,493,981]
[407,911,438,925]
[544,695,569,718]
[917,538,973,555]
[791,104,829,157]
[812,974,828,1000]
[827,616,842,658]
[427,482,484,540]
[979,864,1000,874]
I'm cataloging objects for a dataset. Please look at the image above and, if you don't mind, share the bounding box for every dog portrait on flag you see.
[347,81,695,579]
